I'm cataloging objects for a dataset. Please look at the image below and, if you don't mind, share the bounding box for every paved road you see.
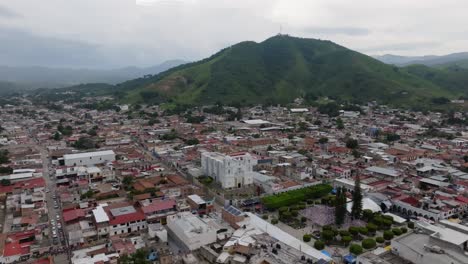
[33,136,70,262]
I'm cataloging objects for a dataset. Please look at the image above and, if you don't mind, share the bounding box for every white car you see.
[56,215,60,219]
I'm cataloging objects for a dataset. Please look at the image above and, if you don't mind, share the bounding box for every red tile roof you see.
[0,177,45,194]
[142,199,176,214]
[3,242,28,257]
[63,209,85,222]
[400,196,420,207]
[456,195,468,204]
[107,207,145,225]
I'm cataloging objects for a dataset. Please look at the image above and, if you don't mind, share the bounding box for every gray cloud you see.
[304,26,370,36]
[0,5,20,18]
[1,1,468,67]
[0,27,105,68]
[361,41,442,53]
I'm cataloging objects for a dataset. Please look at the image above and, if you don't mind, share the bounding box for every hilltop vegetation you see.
[118,35,462,108]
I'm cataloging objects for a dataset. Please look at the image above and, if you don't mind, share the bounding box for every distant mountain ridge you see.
[0,59,187,89]
[374,52,468,68]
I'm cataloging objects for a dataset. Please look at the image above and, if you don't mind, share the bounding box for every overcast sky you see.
[1,0,467,68]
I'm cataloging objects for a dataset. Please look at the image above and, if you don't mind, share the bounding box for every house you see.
[141,199,177,224]
[106,204,147,236]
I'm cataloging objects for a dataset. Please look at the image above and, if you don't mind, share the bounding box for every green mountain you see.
[118,35,462,107]
[434,59,468,70]
[403,64,468,94]
[374,52,468,68]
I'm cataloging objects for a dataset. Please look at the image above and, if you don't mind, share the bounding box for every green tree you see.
[118,249,150,264]
[342,236,352,246]
[358,227,368,235]
[72,137,97,149]
[366,223,377,234]
[1,179,11,186]
[383,230,394,240]
[362,238,376,249]
[376,237,385,243]
[321,230,334,244]
[392,228,402,236]
[351,175,363,219]
[314,240,325,250]
[303,234,312,242]
[349,226,359,237]
[349,244,363,255]
[362,209,374,222]
[318,137,329,144]
[122,176,134,190]
[336,118,344,129]
[53,131,62,141]
[0,150,9,164]
[0,166,13,174]
[185,138,200,145]
[386,133,401,142]
[352,149,361,158]
[236,107,242,120]
[334,187,346,226]
[346,138,359,149]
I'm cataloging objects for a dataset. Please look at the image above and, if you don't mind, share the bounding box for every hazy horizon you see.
[1,0,468,69]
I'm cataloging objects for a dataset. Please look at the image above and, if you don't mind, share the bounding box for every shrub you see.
[271,218,278,225]
[383,230,394,240]
[279,207,289,213]
[366,223,377,234]
[298,204,306,210]
[342,236,352,246]
[376,237,385,243]
[314,240,325,250]
[358,227,368,235]
[349,226,360,236]
[362,209,374,221]
[362,238,376,249]
[407,221,415,229]
[321,230,335,243]
[392,228,402,236]
[303,234,312,242]
[383,219,393,228]
[349,244,363,255]
[322,225,333,231]
[262,214,268,220]
[401,227,408,233]
[307,199,314,204]
[383,215,394,222]
[340,230,351,237]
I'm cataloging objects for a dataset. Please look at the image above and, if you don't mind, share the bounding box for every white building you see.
[201,152,256,189]
[63,150,115,166]
[166,212,217,250]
